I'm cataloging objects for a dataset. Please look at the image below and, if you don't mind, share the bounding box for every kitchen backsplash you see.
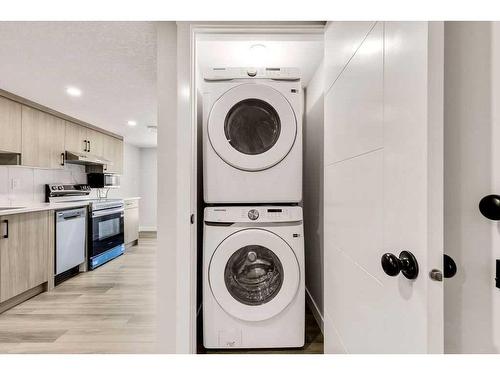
[0,164,87,206]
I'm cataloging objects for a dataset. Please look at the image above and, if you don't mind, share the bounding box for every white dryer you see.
[203,67,302,204]
[203,206,304,349]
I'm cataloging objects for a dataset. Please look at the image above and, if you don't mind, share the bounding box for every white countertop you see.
[0,201,90,216]
[0,196,141,216]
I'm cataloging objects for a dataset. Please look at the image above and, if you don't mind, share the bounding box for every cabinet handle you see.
[83,140,87,152]
[2,220,8,239]
[60,152,65,166]
[88,140,91,153]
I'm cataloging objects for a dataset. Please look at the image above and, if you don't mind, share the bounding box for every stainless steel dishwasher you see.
[56,207,87,278]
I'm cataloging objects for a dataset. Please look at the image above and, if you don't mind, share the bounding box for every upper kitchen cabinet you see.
[86,128,104,157]
[65,122,104,157]
[0,96,22,153]
[21,106,65,169]
[102,135,123,174]
[65,121,88,154]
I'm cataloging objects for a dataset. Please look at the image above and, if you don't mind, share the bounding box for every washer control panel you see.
[204,206,302,223]
[247,209,259,220]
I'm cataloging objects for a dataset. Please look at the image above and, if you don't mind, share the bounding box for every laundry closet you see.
[193,28,324,352]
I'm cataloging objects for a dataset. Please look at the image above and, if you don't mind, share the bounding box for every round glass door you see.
[209,228,300,322]
[224,245,283,306]
[224,99,281,155]
[208,83,297,171]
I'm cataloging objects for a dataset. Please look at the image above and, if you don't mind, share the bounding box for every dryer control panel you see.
[204,206,302,223]
[204,67,301,81]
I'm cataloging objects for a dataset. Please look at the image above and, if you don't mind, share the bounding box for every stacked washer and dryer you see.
[202,67,305,349]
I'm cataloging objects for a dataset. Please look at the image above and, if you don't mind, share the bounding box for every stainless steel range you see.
[46,184,125,270]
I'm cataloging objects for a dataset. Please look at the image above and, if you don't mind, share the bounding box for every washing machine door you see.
[208,83,297,171]
[209,228,300,322]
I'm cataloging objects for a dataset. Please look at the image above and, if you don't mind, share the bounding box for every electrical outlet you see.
[11,178,20,190]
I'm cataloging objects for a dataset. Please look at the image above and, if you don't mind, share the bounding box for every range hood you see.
[65,151,112,166]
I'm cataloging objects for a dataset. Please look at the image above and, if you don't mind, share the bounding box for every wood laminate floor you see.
[0,237,156,354]
[0,236,323,354]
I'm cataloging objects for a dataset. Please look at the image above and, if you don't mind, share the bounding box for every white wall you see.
[444,21,498,353]
[303,60,324,331]
[107,142,157,231]
[109,142,141,199]
[139,147,157,231]
[156,20,178,353]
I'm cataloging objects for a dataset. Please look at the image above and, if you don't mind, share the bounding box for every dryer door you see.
[209,228,300,322]
[208,83,297,171]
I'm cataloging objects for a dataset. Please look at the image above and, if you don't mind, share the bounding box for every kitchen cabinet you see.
[65,121,104,157]
[124,199,139,245]
[65,121,88,154]
[0,211,49,303]
[0,97,22,153]
[86,129,104,157]
[103,135,123,174]
[21,106,65,168]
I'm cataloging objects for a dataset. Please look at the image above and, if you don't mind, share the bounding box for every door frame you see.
[177,21,324,353]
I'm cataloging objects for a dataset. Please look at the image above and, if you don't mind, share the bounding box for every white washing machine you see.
[203,67,302,204]
[203,206,304,349]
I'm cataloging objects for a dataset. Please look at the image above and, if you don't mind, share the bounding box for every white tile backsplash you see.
[0,164,86,206]
[33,169,54,203]
[8,167,34,205]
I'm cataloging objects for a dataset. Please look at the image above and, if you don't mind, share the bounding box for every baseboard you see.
[305,287,324,334]
[0,283,46,314]
[140,226,157,232]
[139,231,157,239]
[125,239,139,249]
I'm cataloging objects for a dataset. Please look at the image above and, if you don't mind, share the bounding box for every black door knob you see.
[443,254,457,278]
[381,251,419,280]
[479,195,500,220]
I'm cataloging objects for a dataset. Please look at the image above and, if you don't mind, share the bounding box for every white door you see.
[323,21,444,353]
[208,83,297,171]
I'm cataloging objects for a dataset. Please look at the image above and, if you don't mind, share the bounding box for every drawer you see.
[124,199,139,209]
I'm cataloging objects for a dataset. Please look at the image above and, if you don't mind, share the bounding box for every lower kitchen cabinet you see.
[0,211,49,303]
[124,199,140,245]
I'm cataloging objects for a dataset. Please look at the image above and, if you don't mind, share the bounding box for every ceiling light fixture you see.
[127,120,137,126]
[249,43,267,66]
[66,86,82,97]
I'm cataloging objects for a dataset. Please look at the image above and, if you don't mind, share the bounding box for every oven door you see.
[90,208,124,258]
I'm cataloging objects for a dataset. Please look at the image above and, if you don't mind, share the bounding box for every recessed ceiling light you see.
[66,86,82,97]
[250,43,266,52]
[127,120,137,126]
[249,43,267,66]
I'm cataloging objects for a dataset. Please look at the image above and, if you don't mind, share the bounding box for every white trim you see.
[305,287,324,334]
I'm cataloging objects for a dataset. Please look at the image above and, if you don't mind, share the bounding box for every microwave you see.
[87,173,120,188]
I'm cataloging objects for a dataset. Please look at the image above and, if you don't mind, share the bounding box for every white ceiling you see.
[0,22,157,147]
[196,34,324,86]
